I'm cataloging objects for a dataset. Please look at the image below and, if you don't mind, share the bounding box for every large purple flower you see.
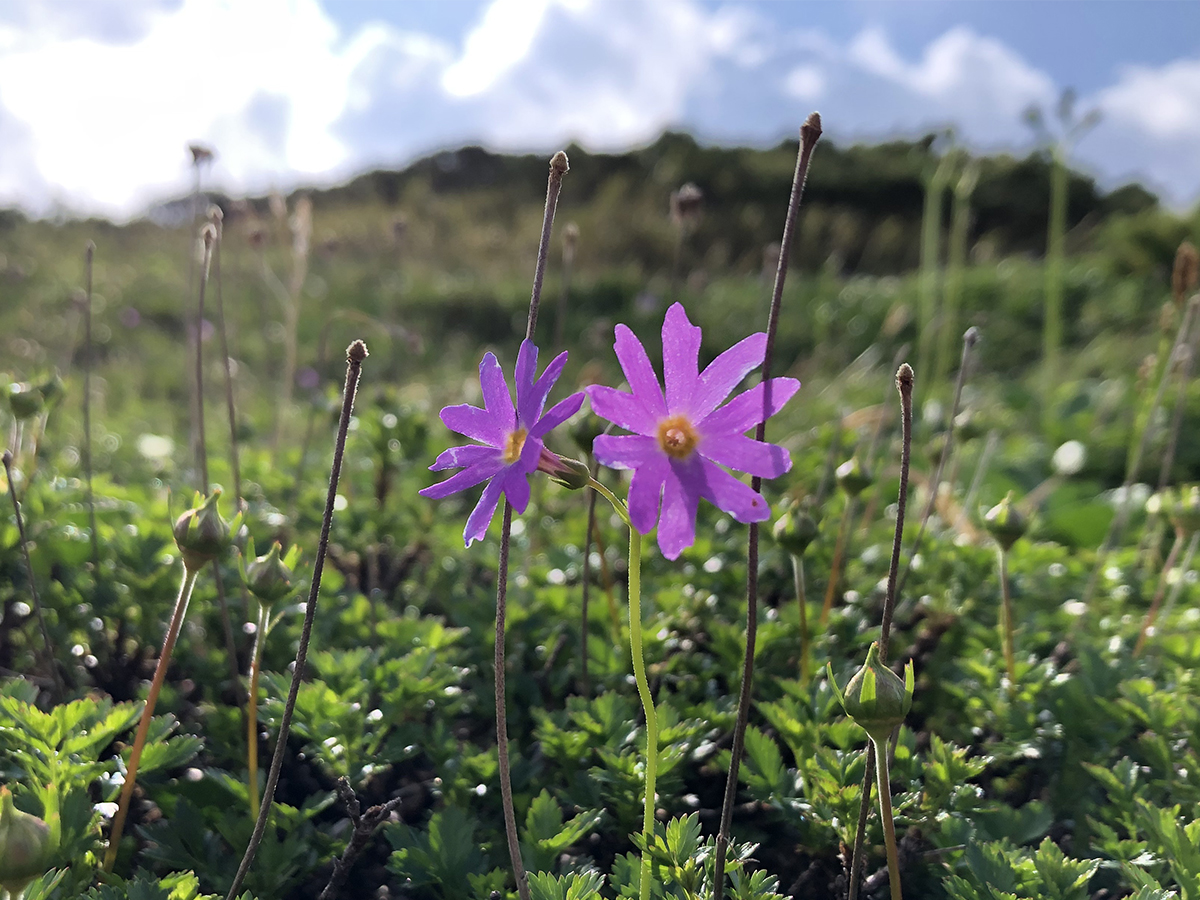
[421,340,584,547]
[586,302,800,560]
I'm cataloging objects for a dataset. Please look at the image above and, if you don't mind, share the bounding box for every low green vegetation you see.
[2,132,1200,900]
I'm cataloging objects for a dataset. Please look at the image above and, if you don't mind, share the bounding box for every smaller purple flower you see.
[421,340,585,547]
[587,302,800,560]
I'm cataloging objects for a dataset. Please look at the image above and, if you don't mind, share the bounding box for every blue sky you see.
[0,0,1197,219]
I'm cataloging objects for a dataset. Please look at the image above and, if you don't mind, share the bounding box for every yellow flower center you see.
[503,428,528,464]
[656,414,699,459]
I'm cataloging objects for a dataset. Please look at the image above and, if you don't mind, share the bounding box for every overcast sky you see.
[1,0,1197,220]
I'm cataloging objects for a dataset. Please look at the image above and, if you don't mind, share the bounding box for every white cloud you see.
[0,0,1197,217]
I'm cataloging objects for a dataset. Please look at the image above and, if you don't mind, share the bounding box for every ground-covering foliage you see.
[2,129,1200,900]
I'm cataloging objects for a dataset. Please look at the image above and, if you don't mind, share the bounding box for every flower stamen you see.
[503,428,528,464]
[656,414,699,459]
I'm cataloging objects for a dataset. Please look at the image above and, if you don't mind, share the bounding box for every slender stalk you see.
[935,161,977,386]
[579,458,599,696]
[898,327,979,596]
[624,528,658,900]
[715,112,821,900]
[211,211,243,506]
[82,242,99,573]
[1134,528,1185,657]
[554,224,577,351]
[1042,145,1067,430]
[483,151,570,900]
[3,451,61,697]
[874,738,903,900]
[1083,296,1200,608]
[1159,301,1200,490]
[103,566,200,871]
[246,602,268,817]
[917,153,952,392]
[820,503,854,626]
[792,554,810,683]
[195,226,214,492]
[1154,531,1199,636]
[225,341,367,900]
[849,364,913,900]
[493,503,529,900]
[998,548,1017,682]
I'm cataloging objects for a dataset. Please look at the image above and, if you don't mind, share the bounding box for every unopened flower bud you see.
[244,542,296,605]
[173,491,231,571]
[7,384,44,421]
[0,787,51,895]
[835,456,873,498]
[985,492,1026,551]
[536,448,591,491]
[829,642,914,743]
[772,501,819,557]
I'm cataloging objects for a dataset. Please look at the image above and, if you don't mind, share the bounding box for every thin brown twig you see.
[225,340,367,900]
[714,111,821,900]
[82,241,99,573]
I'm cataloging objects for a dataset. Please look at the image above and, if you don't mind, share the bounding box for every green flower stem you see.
[998,548,1016,683]
[791,553,810,683]
[873,736,903,900]
[626,527,658,900]
[247,601,269,818]
[104,565,200,872]
[588,479,655,900]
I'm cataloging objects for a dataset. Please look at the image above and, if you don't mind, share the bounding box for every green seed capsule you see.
[173,491,232,571]
[772,501,819,557]
[829,642,914,743]
[7,384,44,421]
[0,787,51,896]
[835,456,873,498]
[985,492,1027,551]
[244,542,297,606]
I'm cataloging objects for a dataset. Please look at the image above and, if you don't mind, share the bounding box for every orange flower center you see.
[656,414,699,459]
[503,428,528,464]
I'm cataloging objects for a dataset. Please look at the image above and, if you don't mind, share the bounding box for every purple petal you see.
[501,464,532,513]
[441,404,505,447]
[530,391,584,439]
[480,352,516,433]
[693,332,766,420]
[587,385,658,436]
[463,476,506,547]
[514,340,540,426]
[431,443,501,471]
[419,457,505,499]
[698,377,800,436]
[658,457,703,560]
[522,349,569,427]
[696,460,771,524]
[628,454,669,536]
[662,302,701,414]
[515,431,545,477]
[614,324,666,417]
[699,433,792,479]
[593,434,660,470]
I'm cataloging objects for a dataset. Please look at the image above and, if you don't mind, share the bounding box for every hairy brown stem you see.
[849,364,913,900]
[318,777,414,900]
[225,341,367,900]
[714,112,820,900]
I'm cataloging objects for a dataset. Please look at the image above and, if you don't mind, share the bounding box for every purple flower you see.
[586,302,799,560]
[421,340,585,547]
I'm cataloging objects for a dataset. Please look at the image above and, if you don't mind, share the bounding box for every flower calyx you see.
[173,490,238,572]
[0,787,51,896]
[242,540,300,606]
[984,491,1027,551]
[828,642,914,743]
[536,447,591,491]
